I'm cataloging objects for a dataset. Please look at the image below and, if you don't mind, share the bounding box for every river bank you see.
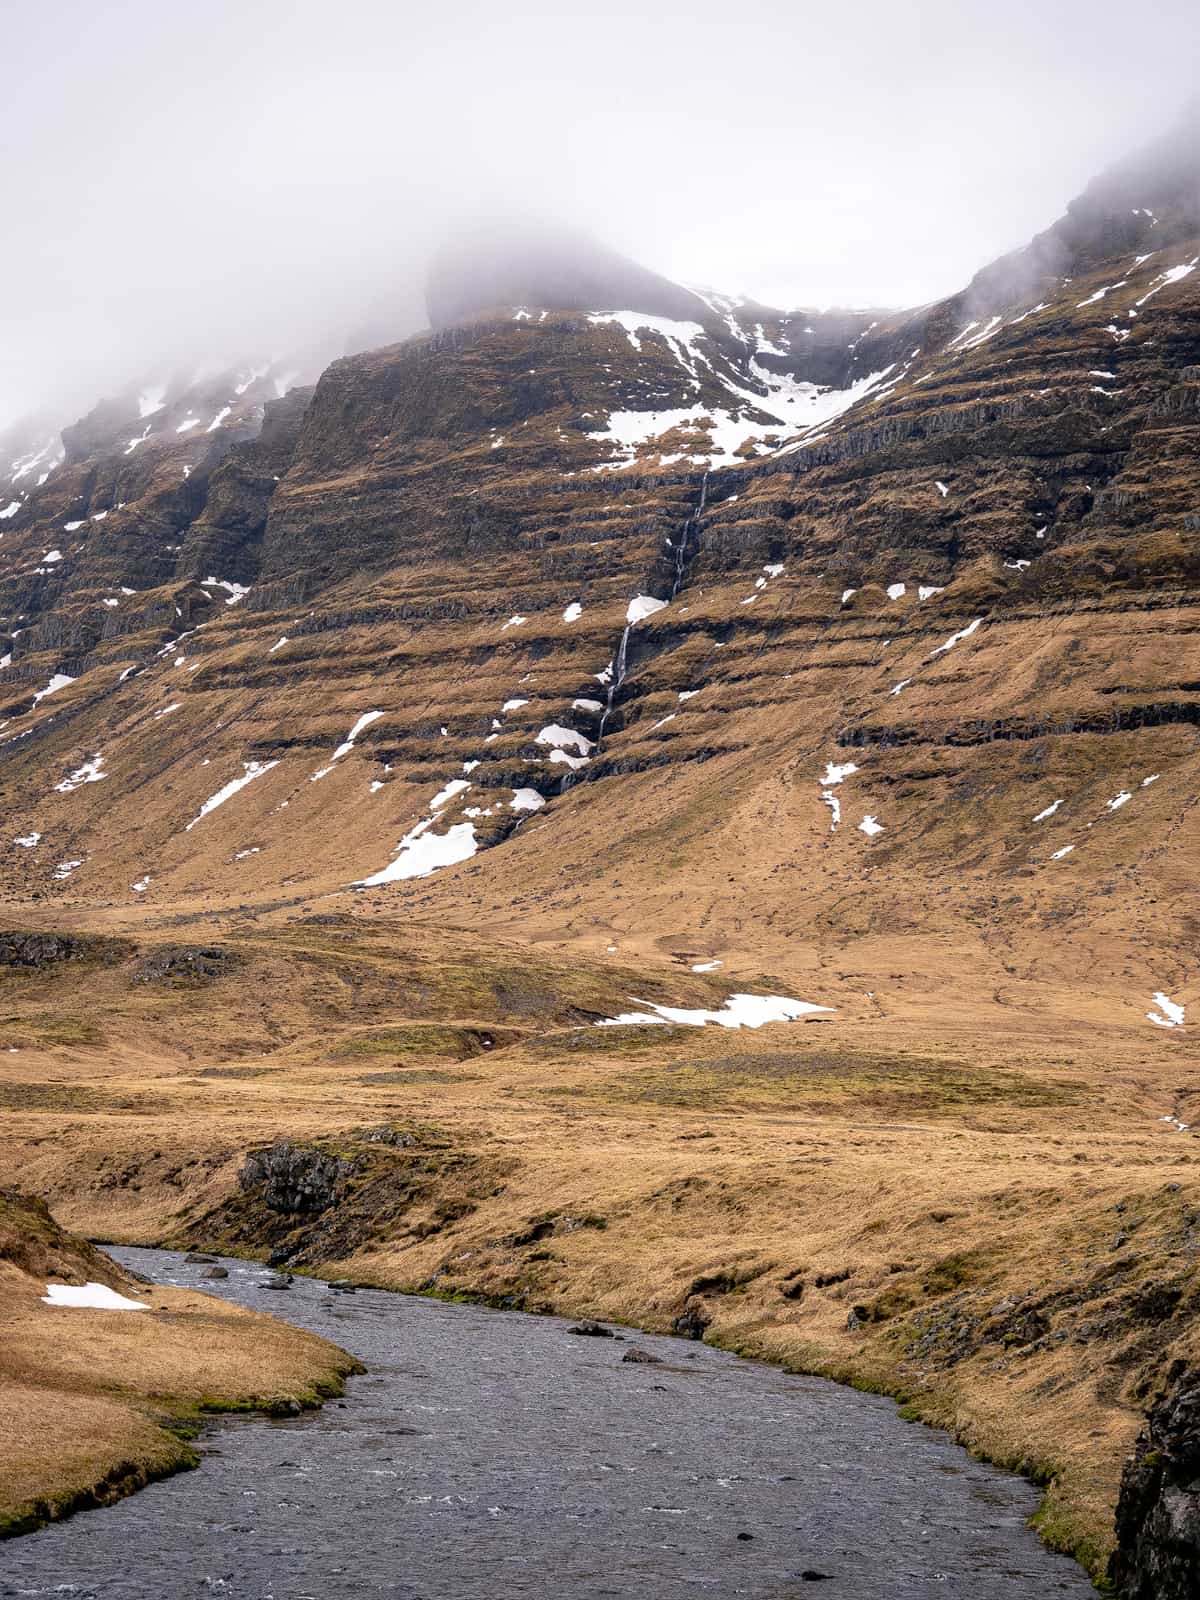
[4,1246,1097,1598]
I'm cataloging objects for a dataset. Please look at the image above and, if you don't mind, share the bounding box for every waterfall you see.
[669,470,708,600]
[597,624,631,743]
[562,471,710,795]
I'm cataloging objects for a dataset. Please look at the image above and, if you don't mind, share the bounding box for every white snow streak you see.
[185,760,278,830]
[1147,992,1185,1029]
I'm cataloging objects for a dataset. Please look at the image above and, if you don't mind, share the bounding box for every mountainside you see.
[2,118,1199,1583]
[0,143,1197,996]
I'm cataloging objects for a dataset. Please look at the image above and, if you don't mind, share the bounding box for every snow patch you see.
[928,618,982,658]
[54,753,105,793]
[1147,992,1185,1029]
[355,819,478,886]
[536,725,593,755]
[42,1282,148,1311]
[431,778,470,810]
[597,993,833,1029]
[627,595,667,624]
[138,384,166,418]
[185,760,278,830]
[32,673,75,708]
[510,788,545,811]
[203,576,250,606]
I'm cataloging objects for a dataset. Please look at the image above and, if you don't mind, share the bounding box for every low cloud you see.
[2,0,1198,430]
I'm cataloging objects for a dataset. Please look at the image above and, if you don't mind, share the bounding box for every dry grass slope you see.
[0,916,1194,1578]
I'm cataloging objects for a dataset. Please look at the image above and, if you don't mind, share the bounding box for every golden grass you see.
[0,1228,360,1538]
[0,1381,190,1536]
[0,914,1195,1575]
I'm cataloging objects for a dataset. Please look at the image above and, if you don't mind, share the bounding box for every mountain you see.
[1,117,1198,1585]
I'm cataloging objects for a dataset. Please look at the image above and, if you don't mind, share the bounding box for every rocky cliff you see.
[1111,1361,1200,1597]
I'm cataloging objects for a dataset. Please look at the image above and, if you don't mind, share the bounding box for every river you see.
[1,1247,1096,1598]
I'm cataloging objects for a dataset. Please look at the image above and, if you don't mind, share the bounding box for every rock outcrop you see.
[1111,1362,1200,1598]
[238,1142,354,1215]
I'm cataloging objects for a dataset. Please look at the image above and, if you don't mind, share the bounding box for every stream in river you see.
[2,1247,1096,1598]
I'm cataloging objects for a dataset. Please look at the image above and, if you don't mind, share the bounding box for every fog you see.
[2,0,1198,431]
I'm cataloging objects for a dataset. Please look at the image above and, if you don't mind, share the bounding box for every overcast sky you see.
[2,0,1198,430]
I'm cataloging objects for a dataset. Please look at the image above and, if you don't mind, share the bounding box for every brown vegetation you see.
[0,1190,361,1537]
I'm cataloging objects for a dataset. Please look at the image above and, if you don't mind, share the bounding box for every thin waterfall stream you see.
[670,469,708,599]
[585,471,709,771]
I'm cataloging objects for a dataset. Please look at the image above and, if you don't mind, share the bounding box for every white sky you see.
[2,0,1198,428]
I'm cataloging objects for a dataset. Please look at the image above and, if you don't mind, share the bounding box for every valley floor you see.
[1,897,1196,1579]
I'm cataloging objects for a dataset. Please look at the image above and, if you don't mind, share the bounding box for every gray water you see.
[2,1248,1096,1599]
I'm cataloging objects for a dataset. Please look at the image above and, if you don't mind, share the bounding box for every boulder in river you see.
[199,1265,229,1279]
[622,1347,663,1365]
[567,1319,614,1337]
[672,1302,711,1341]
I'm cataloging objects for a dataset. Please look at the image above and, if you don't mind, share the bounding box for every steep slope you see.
[0,135,1196,1001]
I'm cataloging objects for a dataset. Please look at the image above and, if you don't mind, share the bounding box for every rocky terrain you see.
[0,113,1198,1587]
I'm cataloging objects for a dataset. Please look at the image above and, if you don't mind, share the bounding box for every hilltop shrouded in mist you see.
[4,0,1200,433]
[424,221,712,329]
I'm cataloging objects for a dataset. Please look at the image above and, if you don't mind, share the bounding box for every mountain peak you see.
[424,219,710,328]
